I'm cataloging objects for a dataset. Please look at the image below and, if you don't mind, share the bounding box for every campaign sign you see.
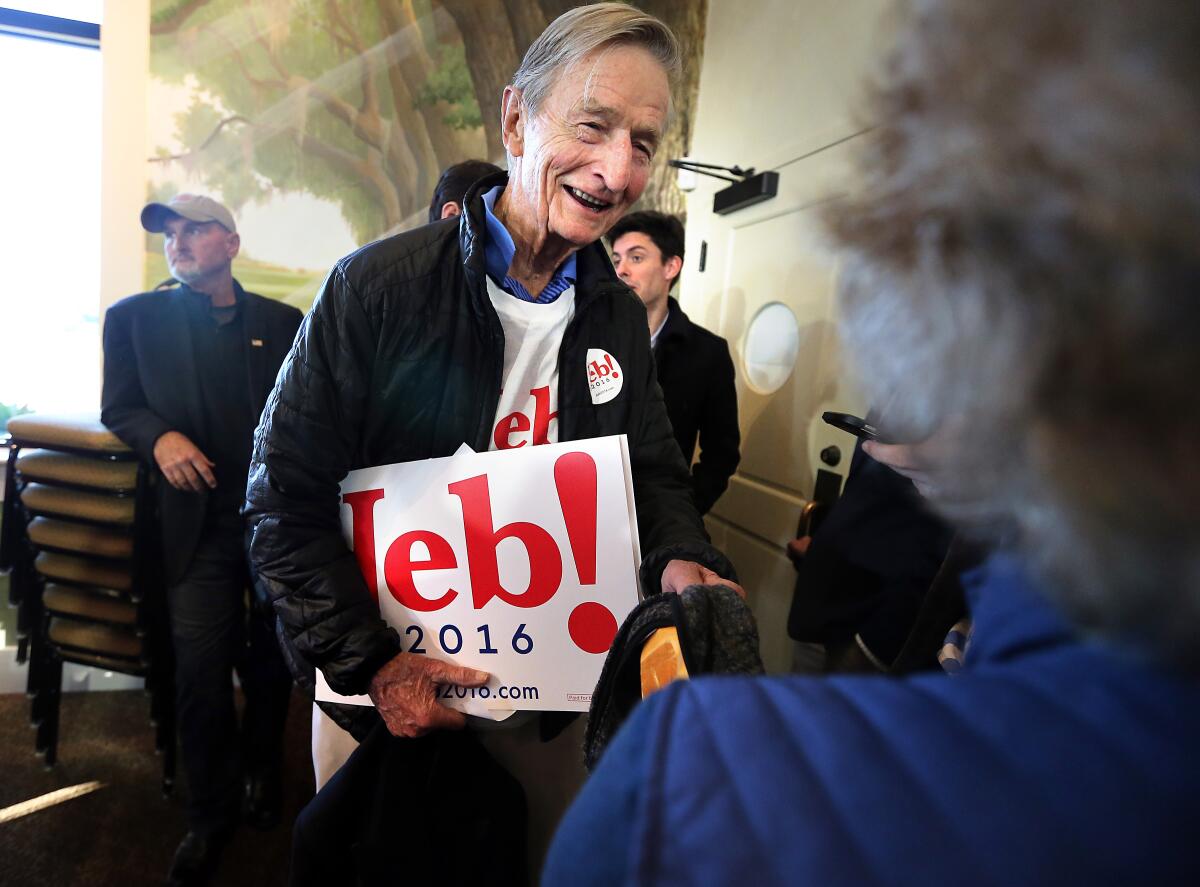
[315,436,642,718]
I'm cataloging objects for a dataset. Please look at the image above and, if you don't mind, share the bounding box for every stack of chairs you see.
[1,412,175,793]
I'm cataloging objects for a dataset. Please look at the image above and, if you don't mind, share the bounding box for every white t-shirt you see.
[486,276,575,451]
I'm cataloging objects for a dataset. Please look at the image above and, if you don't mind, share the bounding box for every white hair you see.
[510,2,680,114]
[828,0,1200,667]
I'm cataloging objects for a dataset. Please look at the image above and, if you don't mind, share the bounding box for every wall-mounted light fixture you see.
[668,158,779,215]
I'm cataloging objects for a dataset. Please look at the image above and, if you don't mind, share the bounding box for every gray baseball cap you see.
[141,193,237,234]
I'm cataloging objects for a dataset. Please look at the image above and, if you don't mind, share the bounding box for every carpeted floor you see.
[0,687,314,886]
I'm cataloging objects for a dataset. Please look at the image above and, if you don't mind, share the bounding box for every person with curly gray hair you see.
[543,1,1200,883]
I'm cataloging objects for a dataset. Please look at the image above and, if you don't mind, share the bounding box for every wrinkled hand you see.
[153,431,216,493]
[367,652,490,738]
[660,559,746,599]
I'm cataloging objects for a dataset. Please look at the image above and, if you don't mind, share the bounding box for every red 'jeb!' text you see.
[493,385,556,450]
[588,354,619,386]
[341,452,598,612]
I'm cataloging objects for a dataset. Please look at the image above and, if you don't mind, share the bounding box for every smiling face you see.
[611,230,681,311]
[162,215,239,290]
[502,44,670,253]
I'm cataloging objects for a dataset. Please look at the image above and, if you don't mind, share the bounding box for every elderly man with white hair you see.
[245,4,740,882]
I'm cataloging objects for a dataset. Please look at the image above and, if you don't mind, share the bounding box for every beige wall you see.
[683,0,889,671]
[99,0,150,317]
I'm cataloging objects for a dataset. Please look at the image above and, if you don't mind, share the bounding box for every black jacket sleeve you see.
[244,267,401,697]
[628,328,738,594]
[100,302,173,463]
[691,340,740,515]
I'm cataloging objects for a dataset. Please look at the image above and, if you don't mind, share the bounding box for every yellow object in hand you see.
[640,626,690,698]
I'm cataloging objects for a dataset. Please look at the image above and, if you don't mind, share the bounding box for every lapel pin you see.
[251,338,264,347]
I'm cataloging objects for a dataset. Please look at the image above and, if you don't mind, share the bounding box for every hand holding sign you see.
[367,653,490,738]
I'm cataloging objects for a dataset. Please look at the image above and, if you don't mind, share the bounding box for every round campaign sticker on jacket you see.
[586,348,623,405]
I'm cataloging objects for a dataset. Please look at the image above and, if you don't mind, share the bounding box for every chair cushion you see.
[48,616,143,659]
[43,584,138,626]
[6,413,131,453]
[51,649,148,677]
[19,484,136,525]
[16,449,139,492]
[28,517,134,559]
[35,551,133,592]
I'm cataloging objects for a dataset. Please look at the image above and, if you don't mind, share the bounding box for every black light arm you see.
[668,159,757,184]
[669,158,780,216]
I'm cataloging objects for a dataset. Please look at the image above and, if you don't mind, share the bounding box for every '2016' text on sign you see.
[318,437,642,718]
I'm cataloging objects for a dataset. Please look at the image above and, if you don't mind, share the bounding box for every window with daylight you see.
[0,2,103,420]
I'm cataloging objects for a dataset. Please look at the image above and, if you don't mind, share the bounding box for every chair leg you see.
[23,574,45,693]
[149,669,169,749]
[0,443,20,571]
[27,639,48,725]
[35,655,62,767]
[155,670,177,796]
[29,686,47,727]
[148,684,161,728]
[161,710,177,797]
[154,707,169,753]
[14,560,35,654]
[9,555,30,608]
[16,601,31,665]
[27,597,49,723]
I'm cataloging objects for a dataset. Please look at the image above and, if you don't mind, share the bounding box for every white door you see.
[681,0,889,671]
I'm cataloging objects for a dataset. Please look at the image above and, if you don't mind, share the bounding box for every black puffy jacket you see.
[245,173,736,701]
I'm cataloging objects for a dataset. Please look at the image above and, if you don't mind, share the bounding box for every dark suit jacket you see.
[787,440,954,665]
[654,298,740,514]
[101,281,302,584]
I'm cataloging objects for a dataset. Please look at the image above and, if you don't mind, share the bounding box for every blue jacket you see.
[543,556,1200,885]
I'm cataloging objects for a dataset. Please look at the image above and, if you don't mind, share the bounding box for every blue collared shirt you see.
[481,185,576,303]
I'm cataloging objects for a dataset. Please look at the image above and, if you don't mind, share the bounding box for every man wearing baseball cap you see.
[140,192,239,236]
[101,193,303,885]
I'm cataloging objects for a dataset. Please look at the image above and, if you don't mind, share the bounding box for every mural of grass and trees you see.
[148,0,706,309]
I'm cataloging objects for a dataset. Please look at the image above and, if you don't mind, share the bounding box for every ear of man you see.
[500,86,526,158]
[664,253,683,286]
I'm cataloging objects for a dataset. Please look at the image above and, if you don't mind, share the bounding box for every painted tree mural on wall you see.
[150,0,706,248]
